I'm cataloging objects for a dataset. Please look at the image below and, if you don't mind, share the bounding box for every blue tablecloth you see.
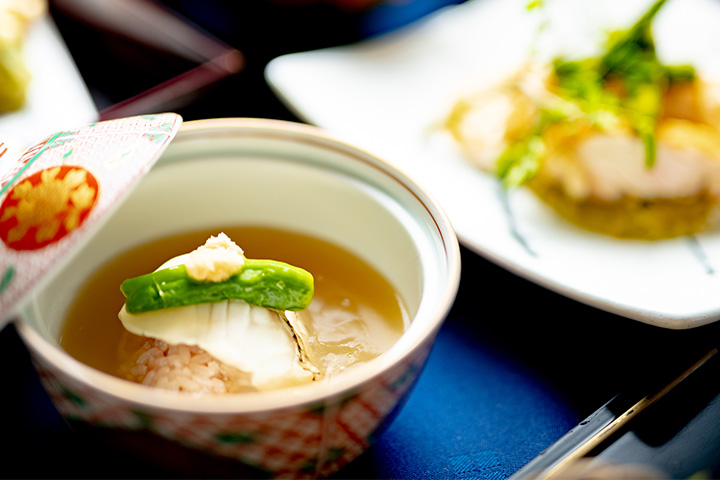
[330,317,579,479]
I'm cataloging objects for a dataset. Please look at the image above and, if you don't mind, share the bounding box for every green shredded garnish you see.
[121,258,314,315]
[498,0,695,187]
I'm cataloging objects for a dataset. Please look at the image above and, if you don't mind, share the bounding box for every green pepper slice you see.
[121,259,314,314]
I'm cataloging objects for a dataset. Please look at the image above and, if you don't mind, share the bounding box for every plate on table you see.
[0,14,97,166]
[266,0,720,329]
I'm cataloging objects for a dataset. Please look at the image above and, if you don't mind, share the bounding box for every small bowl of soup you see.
[13,118,460,478]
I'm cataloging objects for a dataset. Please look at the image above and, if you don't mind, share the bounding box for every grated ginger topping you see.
[185,233,245,282]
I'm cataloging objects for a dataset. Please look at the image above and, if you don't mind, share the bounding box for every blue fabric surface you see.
[331,304,581,479]
[360,0,465,37]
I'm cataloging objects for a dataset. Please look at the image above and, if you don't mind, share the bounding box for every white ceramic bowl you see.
[15,118,460,478]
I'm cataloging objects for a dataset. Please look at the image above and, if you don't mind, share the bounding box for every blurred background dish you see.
[0,3,96,163]
[265,0,720,329]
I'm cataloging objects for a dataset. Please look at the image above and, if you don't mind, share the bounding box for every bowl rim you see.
[17,117,461,414]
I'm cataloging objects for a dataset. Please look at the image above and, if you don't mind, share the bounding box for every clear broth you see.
[60,226,409,382]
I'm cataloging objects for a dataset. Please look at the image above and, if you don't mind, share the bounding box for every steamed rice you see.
[124,338,255,395]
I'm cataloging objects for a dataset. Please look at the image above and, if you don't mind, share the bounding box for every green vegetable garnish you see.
[121,258,314,314]
[498,0,695,186]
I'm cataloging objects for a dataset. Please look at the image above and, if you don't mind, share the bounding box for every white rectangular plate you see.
[265,0,720,329]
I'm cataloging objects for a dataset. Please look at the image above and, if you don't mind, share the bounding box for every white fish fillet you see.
[447,66,720,202]
[119,300,314,390]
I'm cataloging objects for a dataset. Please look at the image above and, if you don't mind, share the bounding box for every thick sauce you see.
[60,227,409,381]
